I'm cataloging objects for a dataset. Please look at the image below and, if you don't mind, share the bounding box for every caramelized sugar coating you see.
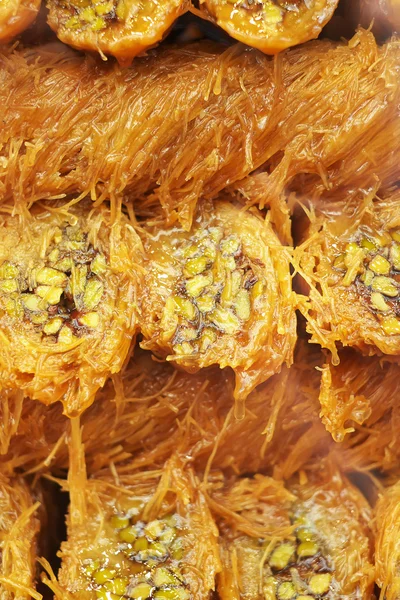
[0,0,40,42]
[139,201,296,400]
[375,480,400,600]
[296,191,400,362]
[210,464,374,600]
[201,0,339,53]
[0,31,399,233]
[47,0,188,65]
[0,201,140,416]
[0,474,41,599]
[52,456,220,600]
[318,349,400,476]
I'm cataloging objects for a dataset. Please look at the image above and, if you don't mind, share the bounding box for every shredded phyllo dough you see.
[200,0,339,53]
[47,0,188,64]
[317,349,400,476]
[0,30,398,237]
[0,474,41,600]
[375,480,400,600]
[1,5,400,599]
[139,201,296,400]
[294,190,400,362]
[209,463,374,600]
[0,201,141,416]
[0,341,327,479]
[49,441,221,600]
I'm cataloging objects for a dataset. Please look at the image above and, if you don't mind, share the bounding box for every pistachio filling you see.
[263,516,332,600]
[0,225,106,342]
[332,229,400,335]
[55,0,171,34]
[222,0,284,24]
[82,511,190,600]
[158,227,264,357]
[60,0,119,34]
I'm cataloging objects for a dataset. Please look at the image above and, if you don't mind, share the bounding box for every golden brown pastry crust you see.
[375,480,400,600]
[0,474,41,599]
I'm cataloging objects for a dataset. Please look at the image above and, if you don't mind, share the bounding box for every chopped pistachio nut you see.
[91,253,107,276]
[79,312,100,328]
[371,276,398,297]
[297,541,319,558]
[381,317,400,335]
[129,583,153,599]
[0,262,19,279]
[43,317,63,335]
[119,525,137,544]
[22,294,42,312]
[171,297,196,321]
[36,267,67,287]
[93,567,117,584]
[370,292,390,312]
[360,238,377,251]
[36,285,63,305]
[133,536,149,552]
[183,257,209,277]
[263,576,278,600]
[296,528,314,543]
[83,511,189,600]
[153,567,180,587]
[277,582,296,600]
[104,577,129,594]
[4,297,23,318]
[209,306,241,335]
[185,274,212,298]
[58,326,74,344]
[31,312,48,325]
[269,543,295,570]
[0,228,107,340]
[110,515,130,530]
[390,244,400,270]
[369,254,391,275]
[235,289,251,320]
[195,295,214,313]
[360,269,374,286]
[83,279,104,310]
[0,279,18,293]
[308,573,331,595]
